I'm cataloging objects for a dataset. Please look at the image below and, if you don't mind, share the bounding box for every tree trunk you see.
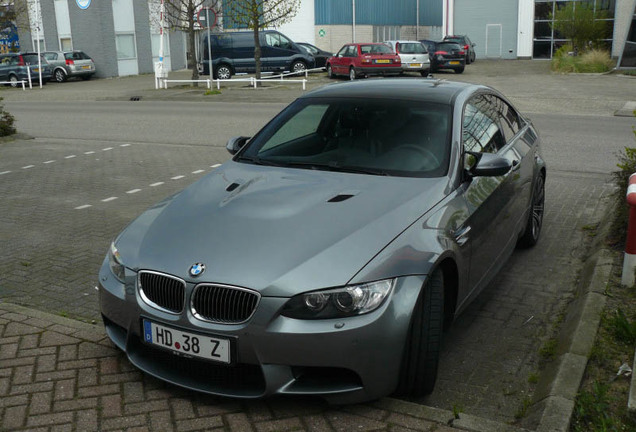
[188,4,200,86]
[252,21,262,83]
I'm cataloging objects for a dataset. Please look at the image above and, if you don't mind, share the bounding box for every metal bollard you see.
[622,173,636,286]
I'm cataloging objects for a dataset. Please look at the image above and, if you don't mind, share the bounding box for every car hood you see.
[116,161,449,297]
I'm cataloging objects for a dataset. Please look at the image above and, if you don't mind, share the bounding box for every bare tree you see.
[223,0,300,81]
[160,0,221,83]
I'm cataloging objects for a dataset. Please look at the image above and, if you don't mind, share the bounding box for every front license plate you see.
[449,61,460,65]
[375,59,390,64]
[409,63,422,68]
[142,319,231,364]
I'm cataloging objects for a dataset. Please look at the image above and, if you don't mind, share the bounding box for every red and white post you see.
[622,173,636,286]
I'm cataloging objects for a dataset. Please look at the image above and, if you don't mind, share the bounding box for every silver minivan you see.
[383,40,430,76]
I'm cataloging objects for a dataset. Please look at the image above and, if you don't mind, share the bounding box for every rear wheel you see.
[517,172,545,248]
[396,269,444,397]
[420,69,430,77]
[54,69,67,83]
[349,67,357,81]
[8,74,18,88]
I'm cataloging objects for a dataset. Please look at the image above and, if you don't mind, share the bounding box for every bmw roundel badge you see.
[189,263,206,277]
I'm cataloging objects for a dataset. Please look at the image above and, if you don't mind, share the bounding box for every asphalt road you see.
[0,65,634,425]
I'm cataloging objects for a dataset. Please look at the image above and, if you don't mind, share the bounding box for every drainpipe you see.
[416,0,419,40]
[352,0,356,42]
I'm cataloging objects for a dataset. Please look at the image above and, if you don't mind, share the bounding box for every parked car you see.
[0,52,52,87]
[98,78,545,404]
[326,43,401,80]
[198,30,314,79]
[296,42,332,70]
[43,50,96,82]
[443,35,476,64]
[420,40,466,74]
[383,40,430,76]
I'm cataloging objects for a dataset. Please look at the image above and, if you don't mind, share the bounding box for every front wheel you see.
[396,269,444,397]
[291,60,306,74]
[327,64,335,79]
[8,74,19,88]
[214,65,232,80]
[517,172,545,248]
[349,67,357,81]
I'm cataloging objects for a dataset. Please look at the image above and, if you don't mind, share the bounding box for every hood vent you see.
[226,182,240,192]
[328,194,355,203]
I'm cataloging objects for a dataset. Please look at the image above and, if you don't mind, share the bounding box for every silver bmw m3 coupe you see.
[98,79,545,404]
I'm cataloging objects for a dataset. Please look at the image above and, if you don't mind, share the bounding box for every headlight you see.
[107,242,125,282]
[281,279,395,319]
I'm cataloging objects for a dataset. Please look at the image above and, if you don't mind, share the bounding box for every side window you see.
[277,34,293,50]
[345,46,356,57]
[462,95,506,154]
[490,95,522,142]
[266,33,282,48]
[260,104,329,152]
[337,46,348,57]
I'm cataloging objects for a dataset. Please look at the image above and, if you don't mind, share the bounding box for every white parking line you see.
[22,165,34,169]
[101,197,118,202]
[150,182,164,187]
[102,147,113,151]
[120,144,131,147]
[211,164,221,168]
[171,175,185,180]
[75,205,92,210]
[126,189,141,194]
[84,151,95,155]
[43,160,55,164]
[0,171,11,175]
[65,155,76,159]
[192,170,205,174]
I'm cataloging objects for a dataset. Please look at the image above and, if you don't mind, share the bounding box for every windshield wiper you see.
[236,155,284,167]
[282,160,390,176]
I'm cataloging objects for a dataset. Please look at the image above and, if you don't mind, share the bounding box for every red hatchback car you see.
[326,43,401,80]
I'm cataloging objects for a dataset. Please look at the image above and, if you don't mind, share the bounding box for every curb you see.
[529,246,614,432]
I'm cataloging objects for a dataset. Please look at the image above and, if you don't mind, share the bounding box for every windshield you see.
[239,98,451,178]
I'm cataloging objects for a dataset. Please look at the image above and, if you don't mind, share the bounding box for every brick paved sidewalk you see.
[1,302,531,432]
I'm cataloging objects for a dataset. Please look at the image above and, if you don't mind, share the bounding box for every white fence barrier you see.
[157,68,320,91]
[0,80,26,90]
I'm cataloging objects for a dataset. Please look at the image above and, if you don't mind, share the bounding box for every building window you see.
[533,0,615,59]
[374,26,400,42]
[116,33,137,59]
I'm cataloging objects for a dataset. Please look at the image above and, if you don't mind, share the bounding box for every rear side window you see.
[22,54,40,64]
[43,53,57,61]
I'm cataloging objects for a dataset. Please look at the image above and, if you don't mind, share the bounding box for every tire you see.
[8,74,18,88]
[420,70,430,77]
[471,52,476,63]
[326,64,334,79]
[396,269,444,397]
[466,54,471,65]
[517,172,545,248]
[455,67,464,74]
[291,60,306,74]
[349,67,357,81]
[214,65,232,80]
[54,69,67,83]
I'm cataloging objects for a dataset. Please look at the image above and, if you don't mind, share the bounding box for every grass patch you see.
[539,338,558,362]
[204,89,222,96]
[551,46,615,74]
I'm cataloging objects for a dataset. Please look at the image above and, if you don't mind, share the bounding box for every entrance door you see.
[485,24,502,58]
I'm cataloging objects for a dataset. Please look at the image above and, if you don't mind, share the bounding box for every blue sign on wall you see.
[76,0,91,10]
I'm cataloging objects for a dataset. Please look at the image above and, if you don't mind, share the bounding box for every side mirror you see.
[466,152,512,177]
[226,136,250,155]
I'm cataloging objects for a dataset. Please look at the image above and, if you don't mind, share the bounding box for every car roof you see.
[301,78,485,105]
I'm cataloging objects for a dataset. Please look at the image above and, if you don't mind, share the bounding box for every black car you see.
[443,35,476,64]
[297,42,333,70]
[420,40,466,74]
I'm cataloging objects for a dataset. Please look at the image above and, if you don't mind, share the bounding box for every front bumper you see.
[98,258,425,404]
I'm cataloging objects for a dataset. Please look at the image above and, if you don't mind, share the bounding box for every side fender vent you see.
[226,183,240,192]
[328,194,355,203]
